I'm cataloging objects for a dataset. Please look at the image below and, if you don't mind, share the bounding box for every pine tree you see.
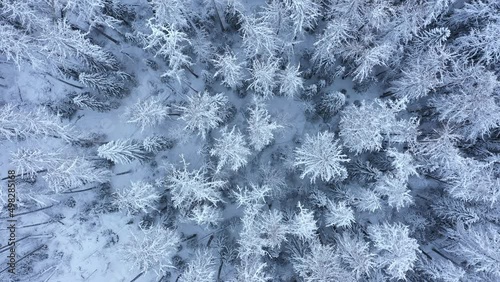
[336,232,376,280]
[325,200,355,228]
[248,58,280,99]
[247,100,282,151]
[187,204,222,226]
[144,20,192,81]
[293,242,355,281]
[446,222,500,278]
[120,224,180,277]
[166,155,226,209]
[240,15,278,58]
[78,71,130,97]
[294,131,349,183]
[210,126,251,173]
[290,202,317,241]
[179,249,217,282]
[71,92,113,112]
[278,63,303,98]
[113,181,161,215]
[213,49,245,89]
[368,222,420,280]
[284,0,322,37]
[177,91,228,139]
[97,139,148,164]
[0,104,76,142]
[124,97,170,131]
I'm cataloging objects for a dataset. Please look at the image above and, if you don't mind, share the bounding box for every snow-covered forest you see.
[0,0,499,281]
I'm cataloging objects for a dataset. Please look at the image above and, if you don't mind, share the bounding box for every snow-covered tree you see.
[373,175,413,210]
[312,18,354,70]
[420,256,466,282]
[166,156,226,209]
[368,222,420,280]
[240,15,278,58]
[232,184,271,208]
[259,209,289,250]
[149,0,191,29]
[294,131,349,183]
[445,222,500,278]
[113,181,161,215]
[71,92,113,112]
[97,139,148,164]
[177,91,228,139]
[336,232,376,280]
[188,204,222,226]
[345,186,382,213]
[11,148,111,193]
[233,256,271,282]
[290,202,317,241]
[0,104,76,142]
[293,242,355,281]
[319,91,346,115]
[248,58,280,99]
[352,43,395,82]
[144,20,191,81]
[432,83,500,141]
[142,135,173,153]
[120,224,180,276]
[179,249,217,282]
[210,126,251,173]
[247,100,282,151]
[213,49,244,88]
[445,158,500,205]
[78,71,130,97]
[124,97,170,131]
[284,0,321,37]
[325,200,355,228]
[432,198,481,226]
[43,157,111,193]
[278,64,303,98]
[339,99,413,154]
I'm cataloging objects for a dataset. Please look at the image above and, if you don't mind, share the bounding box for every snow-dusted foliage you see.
[43,157,111,193]
[239,15,278,58]
[368,222,420,280]
[446,222,500,278]
[325,200,355,228]
[431,74,500,140]
[71,92,113,112]
[213,49,245,88]
[248,58,280,99]
[142,135,172,153]
[319,91,346,115]
[278,64,304,98]
[120,225,180,276]
[210,126,251,172]
[11,148,110,193]
[290,202,317,241]
[373,175,413,210]
[187,204,222,226]
[0,104,76,142]
[166,156,226,209]
[179,249,217,282]
[78,71,130,97]
[284,0,321,37]
[293,242,354,281]
[336,232,375,280]
[113,181,160,215]
[144,20,191,81]
[124,97,170,131]
[294,131,349,183]
[339,99,417,154]
[247,100,282,151]
[177,91,228,139]
[97,139,148,164]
